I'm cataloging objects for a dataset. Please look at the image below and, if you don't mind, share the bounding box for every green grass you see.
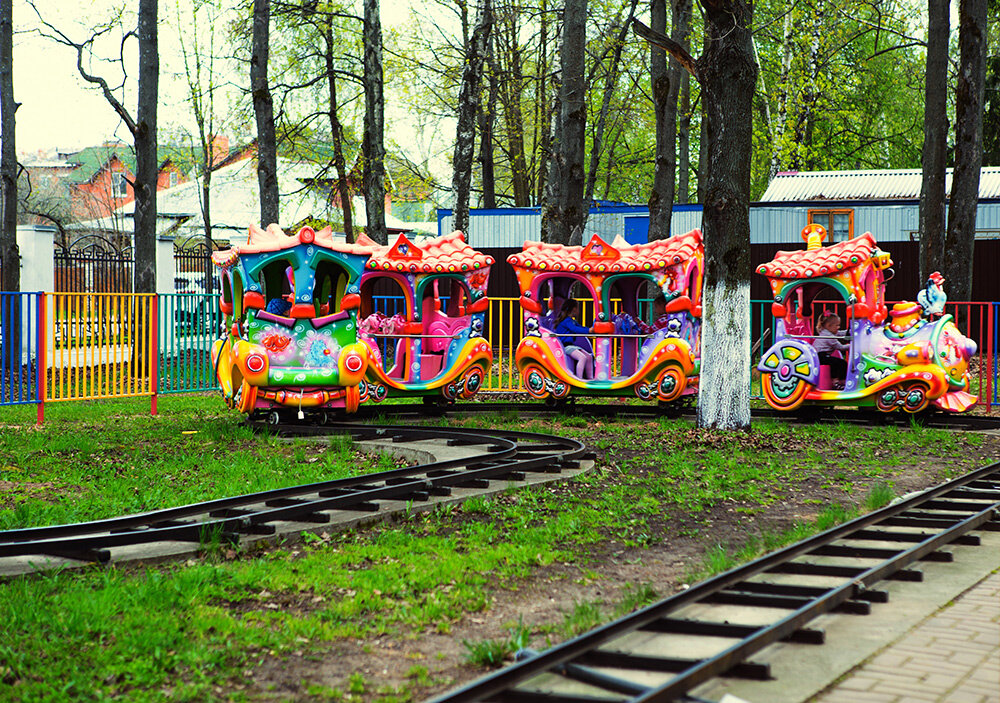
[0,399,990,700]
[0,395,392,531]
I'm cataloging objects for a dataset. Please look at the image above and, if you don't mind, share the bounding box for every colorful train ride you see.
[210,221,978,420]
[757,224,978,413]
[211,224,494,420]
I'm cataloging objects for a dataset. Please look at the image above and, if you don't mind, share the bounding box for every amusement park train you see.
[210,221,978,421]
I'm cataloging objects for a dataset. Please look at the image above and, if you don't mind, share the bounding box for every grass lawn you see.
[0,395,997,702]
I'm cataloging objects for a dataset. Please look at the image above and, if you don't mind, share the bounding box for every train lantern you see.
[508,230,703,403]
[757,224,978,413]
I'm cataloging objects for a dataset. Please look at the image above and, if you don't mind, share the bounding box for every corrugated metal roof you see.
[760,168,1000,202]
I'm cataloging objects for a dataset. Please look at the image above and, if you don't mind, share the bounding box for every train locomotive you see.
[757,224,978,413]
[508,230,703,403]
[211,225,494,420]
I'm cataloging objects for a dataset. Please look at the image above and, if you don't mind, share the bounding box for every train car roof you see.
[211,224,375,268]
[756,232,881,280]
[364,230,495,273]
[506,229,702,273]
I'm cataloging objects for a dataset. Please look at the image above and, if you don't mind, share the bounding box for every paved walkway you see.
[814,572,1000,703]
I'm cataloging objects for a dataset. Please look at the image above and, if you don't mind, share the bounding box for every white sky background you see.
[7,0,437,164]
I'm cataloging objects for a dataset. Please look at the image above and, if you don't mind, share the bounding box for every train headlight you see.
[344,352,363,374]
[246,353,266,374]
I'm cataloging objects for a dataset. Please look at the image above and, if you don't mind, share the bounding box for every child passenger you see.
[554,299,594,379]
[814,313,849,383]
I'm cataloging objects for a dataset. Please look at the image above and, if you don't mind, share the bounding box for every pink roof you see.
[211,224,376,267]
[507,230,703,273]
[757,232,879,279]
[365,231,495,273]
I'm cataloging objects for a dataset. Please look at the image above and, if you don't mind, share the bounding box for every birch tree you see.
[452,0,493,235]
[546,0,587,246]
[362,0,386,244]
[635,0,757,431]
[944,0,988,301]
[0,0,18,296]
[252,0,279,226]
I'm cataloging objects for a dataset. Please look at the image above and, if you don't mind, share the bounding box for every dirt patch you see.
[0,479,84,511]
[237,426,1000,702]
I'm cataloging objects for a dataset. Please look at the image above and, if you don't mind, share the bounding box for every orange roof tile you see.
[756,232,879,279]
[506,230,702,274]
[365,231,495,273]
[211,224,376,268]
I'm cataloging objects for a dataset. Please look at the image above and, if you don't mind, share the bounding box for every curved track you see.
[0,424,587,576]
[429,462,1000,703]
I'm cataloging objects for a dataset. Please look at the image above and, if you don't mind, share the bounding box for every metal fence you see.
[0,292,41,407]
[157,293,222,394]
[54,249,134,293]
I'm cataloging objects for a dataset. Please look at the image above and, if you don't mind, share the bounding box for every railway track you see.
[430,461,1000,703]
[0,424,587,577]
[343,399,1000,431]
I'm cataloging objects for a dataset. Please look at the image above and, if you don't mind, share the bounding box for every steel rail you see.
[0,425,586,565]
[430,462,1000,703]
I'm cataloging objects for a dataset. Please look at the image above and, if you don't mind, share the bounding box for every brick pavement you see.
[814,572,1000,703]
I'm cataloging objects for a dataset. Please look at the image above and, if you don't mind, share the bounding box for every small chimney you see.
[209,135,230,167]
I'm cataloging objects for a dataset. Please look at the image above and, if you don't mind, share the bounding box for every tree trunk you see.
[478,56,498,209]
[944,0,987,302]
[452,0,493,236]
[647,0,677,241]
[252,0,279,227]
[919,0,949,283]
[133,0,158,296]
[1,0,19,295]
[202,171,213,295]
[696,0,756,429]
[675,0,693,204]
[549,0,587,246]
[324,23,353,242]
[362,0,387,244]
[584,0,639,213]
[1,0,21,377]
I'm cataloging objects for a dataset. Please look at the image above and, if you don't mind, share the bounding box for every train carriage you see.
[211,224,373,419]
[508,230,703,403]
[757,224,978,413]
[356,231,494,404]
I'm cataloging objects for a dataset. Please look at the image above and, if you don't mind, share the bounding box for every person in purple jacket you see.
[553,299,594,379]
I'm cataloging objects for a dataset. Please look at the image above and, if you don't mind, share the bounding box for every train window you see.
[360,275,409,319]
[313,260,349,315]
[232,270,245,326]
[261,259,295,315]
[221,271,233,307]
[439,278,468,317]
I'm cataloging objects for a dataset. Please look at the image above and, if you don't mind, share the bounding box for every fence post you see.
[989,303,996,413]
[36,292,46,427]
[151,295,159,416]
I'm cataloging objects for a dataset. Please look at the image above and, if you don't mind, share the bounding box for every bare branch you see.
[631,18,699,81]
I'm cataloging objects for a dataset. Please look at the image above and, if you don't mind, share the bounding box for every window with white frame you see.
[112,172,128,198]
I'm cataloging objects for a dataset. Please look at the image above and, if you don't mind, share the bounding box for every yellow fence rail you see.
[45,293,157,402]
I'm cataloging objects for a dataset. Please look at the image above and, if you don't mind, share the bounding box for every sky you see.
[8,0,420,159]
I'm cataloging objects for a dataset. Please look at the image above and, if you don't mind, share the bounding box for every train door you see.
[418,276,471,382]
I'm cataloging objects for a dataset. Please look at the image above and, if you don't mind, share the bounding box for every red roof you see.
[507,230,703,273]
[756,232,879,280]
[212,224,375,267]
[365,231,494,273]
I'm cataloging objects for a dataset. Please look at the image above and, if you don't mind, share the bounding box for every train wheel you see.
[236,380,258,414]
[459,365,485,399]
[902,382,930,413]
[522,364,551,400]
[267,410,281,426]
[656,364,686,403]
[762,373,810,411]
[875,387,900,413]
